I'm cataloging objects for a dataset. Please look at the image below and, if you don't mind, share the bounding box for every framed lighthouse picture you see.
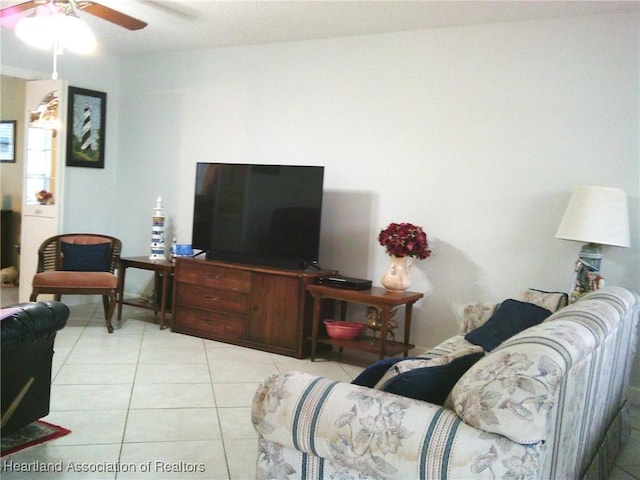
[66,86,107,168]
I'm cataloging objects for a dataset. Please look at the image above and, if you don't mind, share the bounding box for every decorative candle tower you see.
[149,196,167,260]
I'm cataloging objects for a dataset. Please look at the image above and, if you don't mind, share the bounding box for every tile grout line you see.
[204,336,232,480]
[114,311,146,480]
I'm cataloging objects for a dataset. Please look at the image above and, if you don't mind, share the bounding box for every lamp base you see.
[569,243,604,303]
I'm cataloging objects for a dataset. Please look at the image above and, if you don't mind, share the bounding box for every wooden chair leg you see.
[29,289,38,302]
[103,294,114,333]
[101,295,110,318]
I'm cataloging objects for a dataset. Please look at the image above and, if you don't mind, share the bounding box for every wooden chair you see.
[30,233,122,333]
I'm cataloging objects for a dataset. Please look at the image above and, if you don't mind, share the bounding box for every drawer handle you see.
[203,318,216,325]
[203,295,220,302]
[206,274,223,280]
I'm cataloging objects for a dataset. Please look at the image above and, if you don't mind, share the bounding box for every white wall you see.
[1,35,121,236]
[116,11,639,391]
[1,32,122,301]
[3,11,639,394]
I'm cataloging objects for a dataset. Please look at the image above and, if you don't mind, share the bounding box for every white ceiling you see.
[2,0,639,57]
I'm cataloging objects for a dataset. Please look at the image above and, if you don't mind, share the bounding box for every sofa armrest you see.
[252,371,544,479]
[449,302,618,445]
[1,301,69,350]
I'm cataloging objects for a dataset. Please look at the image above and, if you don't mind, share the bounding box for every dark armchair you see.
[1,301,68,435]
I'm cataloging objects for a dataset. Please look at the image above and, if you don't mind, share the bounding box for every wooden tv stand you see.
[172,257,335,358]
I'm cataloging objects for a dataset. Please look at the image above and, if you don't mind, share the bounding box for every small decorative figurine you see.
[569,244,605,303]
[365,306,398,343]
[149,196,167,260]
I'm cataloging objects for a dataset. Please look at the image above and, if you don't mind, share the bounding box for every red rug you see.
[1,420,71,457]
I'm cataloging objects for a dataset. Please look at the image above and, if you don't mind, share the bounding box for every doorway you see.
[0,75,25,305]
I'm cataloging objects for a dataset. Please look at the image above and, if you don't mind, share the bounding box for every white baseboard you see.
[628,386,640,406]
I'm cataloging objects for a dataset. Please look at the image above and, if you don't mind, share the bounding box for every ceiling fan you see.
[1,0,147,30]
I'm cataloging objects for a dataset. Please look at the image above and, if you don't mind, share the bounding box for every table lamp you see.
[555,186,630,302]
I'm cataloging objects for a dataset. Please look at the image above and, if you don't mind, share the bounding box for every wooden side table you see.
[307,284,424,361]
[117,256,175,329]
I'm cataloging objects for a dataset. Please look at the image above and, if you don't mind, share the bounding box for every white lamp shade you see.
[555,186,630,247]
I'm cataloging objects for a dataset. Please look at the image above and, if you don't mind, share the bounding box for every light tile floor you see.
[1,301,364,479]
[1,293,639,479]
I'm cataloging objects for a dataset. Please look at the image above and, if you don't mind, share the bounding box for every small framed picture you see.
[0,120,16,163]
[66,86,106,168]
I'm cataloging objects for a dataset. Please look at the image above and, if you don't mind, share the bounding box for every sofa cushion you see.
[374,343,484,387]
[351,357,408,387]
[517,288,568,313]
[458,302,498,334]
[32,271,118,289]
[448,337,567,445]
[465,299,552,351]
[418,334,483,359]
[61,242,110,272]
[376,352,484,405]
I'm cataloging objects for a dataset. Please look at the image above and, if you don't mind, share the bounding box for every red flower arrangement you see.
[36,189,54,204]
[378,222,431,259]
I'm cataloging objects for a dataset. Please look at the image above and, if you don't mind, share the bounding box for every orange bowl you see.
[323,320,364,340]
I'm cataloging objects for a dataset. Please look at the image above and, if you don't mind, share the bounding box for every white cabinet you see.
[18,80,67,302]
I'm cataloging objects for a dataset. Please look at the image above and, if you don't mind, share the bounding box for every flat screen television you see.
[192,163,325,269]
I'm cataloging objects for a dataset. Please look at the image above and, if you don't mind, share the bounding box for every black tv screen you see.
[192,163,325,269]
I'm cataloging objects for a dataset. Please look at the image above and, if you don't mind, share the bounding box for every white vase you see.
[381,255,412,292]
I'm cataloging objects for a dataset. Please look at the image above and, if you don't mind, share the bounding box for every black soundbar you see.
[317,275,372,290]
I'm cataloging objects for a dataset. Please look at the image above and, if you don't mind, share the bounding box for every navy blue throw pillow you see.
[381,352,484,405]
[351,357,411,387]
[61,242,110,272]
[465,299,551,351]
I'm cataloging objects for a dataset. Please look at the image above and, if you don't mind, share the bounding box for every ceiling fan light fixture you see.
[15,2,96,55]
[57,12,96,54]
[15,10,54,50]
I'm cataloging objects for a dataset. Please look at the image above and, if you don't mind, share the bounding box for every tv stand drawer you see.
[173,306,247,339]
[176,261,251,292]
[176,283,248,315]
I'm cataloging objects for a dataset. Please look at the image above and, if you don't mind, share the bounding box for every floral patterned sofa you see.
[252,286,639,479]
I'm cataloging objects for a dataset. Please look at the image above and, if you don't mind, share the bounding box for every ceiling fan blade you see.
[77,1,147,30]
[0,1,38,18]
